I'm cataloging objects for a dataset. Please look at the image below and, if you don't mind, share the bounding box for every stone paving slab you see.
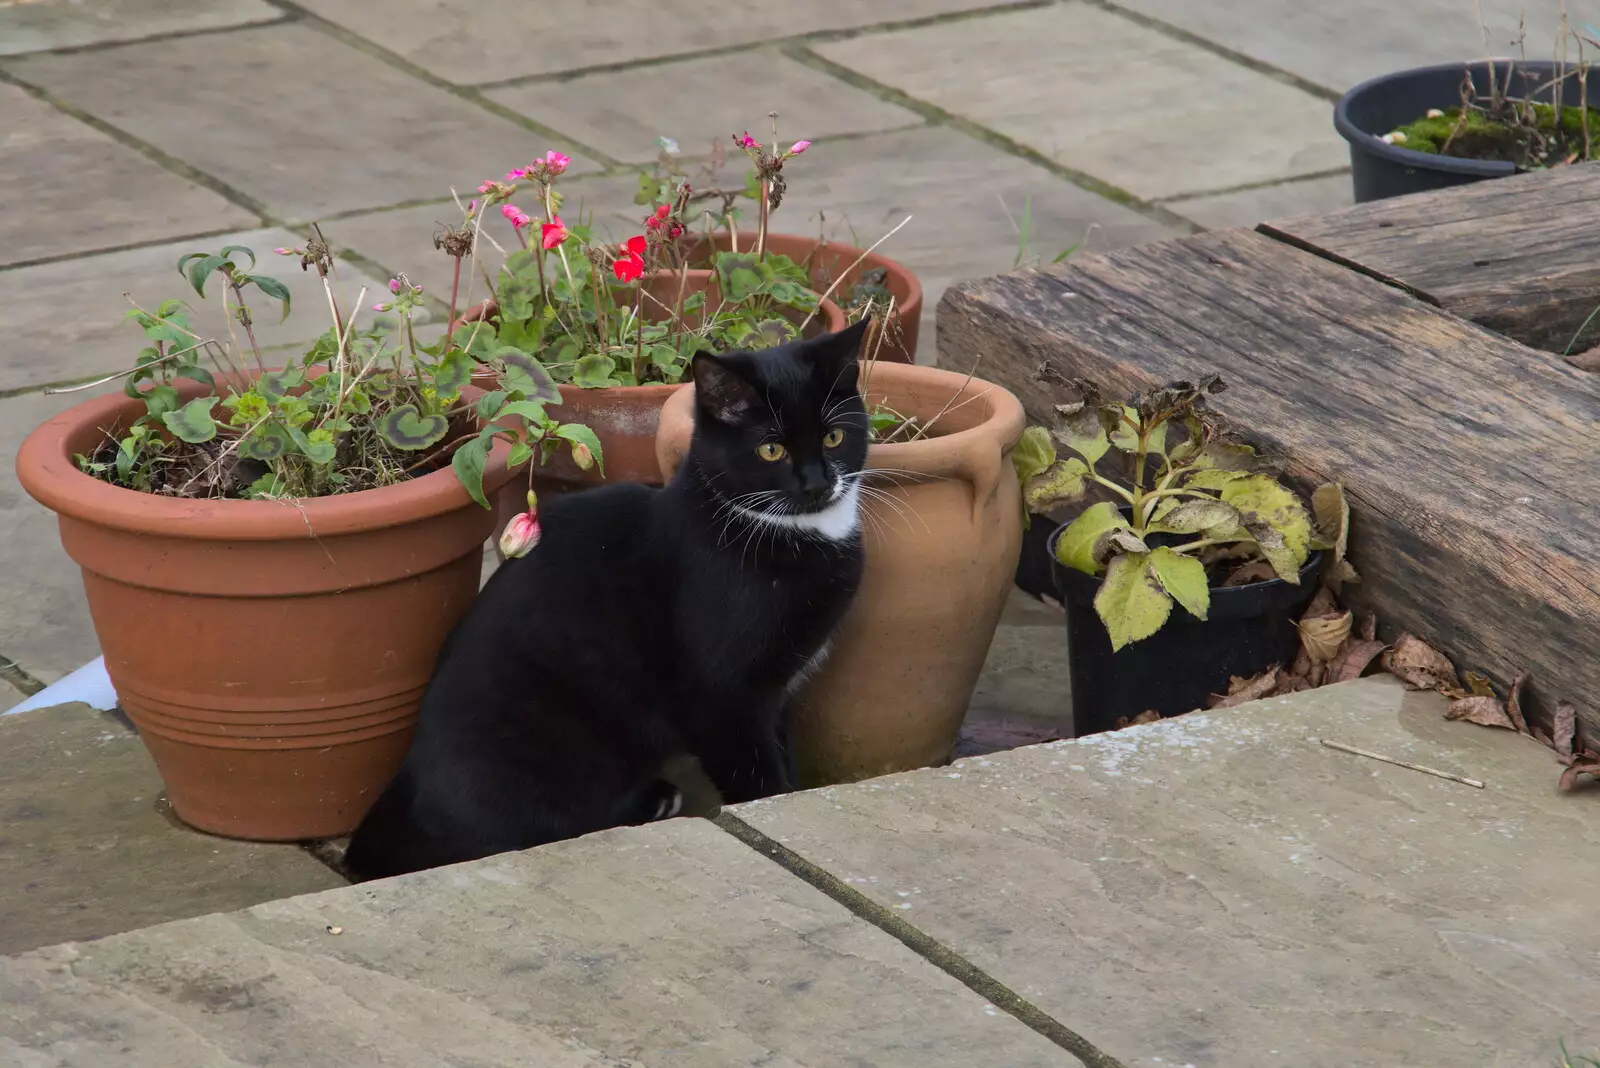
[0,83,256,268]
[0,388,110,701]
[487,49,925,164]
[1112,0,1577,94]
[0,703,344,956]
[736,677,1600,1066]
[0,818,1079,1067]
[290,0,1001,85]
[1166,173,1352,232]
[0,0,283,56]
[1,22,596,223]
[0,226,391,393]
[816,3,1349,201]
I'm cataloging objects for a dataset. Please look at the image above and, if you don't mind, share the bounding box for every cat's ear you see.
[692,353,760,425]
[808,317,873,382]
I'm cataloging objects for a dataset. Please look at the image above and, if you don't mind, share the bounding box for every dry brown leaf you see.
[1297,610,1352,663]
[1553,701,1578,762]
[1503,673,1529,735]
[1302,587,1340,621]
[1272,673,1313,696]
[1112,709,1163,730]
[1383,634,1462,693]
[1463,671,1496,698]
[1330,639,1387,683]
[1220,560,1276,587]
[1445,695,1518,730]
[1568,344,1600,372]
[1210,666,1281,709]
[1558,761,1600,791]
[1358,614,1377,642]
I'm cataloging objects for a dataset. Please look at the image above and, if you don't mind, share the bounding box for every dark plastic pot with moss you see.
[1335,59,1592,202]
[1049,523,1323,737]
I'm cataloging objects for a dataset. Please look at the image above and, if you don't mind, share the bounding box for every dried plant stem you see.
[46,341,209,394]
[797,215,913,335]
[907,355,985,443]
[1318,738,1485,788]
[226,282,267,375]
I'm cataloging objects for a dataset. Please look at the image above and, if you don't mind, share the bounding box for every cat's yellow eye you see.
[822,428,845,449]
[757,442,787,462]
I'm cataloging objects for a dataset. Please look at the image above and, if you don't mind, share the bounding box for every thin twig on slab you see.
[1317,738,1486,788]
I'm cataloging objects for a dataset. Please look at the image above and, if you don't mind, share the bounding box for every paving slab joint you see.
[779,44,1201,236]
[714,811,1129,1068]
[0,654,46,698]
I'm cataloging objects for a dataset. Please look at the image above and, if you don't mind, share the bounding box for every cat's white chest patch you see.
[786,639,834,696]
[733,480,861,542]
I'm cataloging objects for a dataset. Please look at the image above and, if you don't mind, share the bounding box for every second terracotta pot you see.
[656,361,1025,785]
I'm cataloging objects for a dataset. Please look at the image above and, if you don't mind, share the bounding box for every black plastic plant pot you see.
[1334,60,1586,202]
[1049,523,1324,738]
[1013,511,1059,601]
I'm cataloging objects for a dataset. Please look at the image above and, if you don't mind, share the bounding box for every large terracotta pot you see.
[468,271,847,555]
[684,232,923,364]
[655,362,1025,785]
[15,382,516,841]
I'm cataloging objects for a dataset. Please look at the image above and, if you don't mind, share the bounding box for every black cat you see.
[342,319,872,881]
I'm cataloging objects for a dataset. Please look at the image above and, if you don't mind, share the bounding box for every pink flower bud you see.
[498,509,542,558]
[388,278,402,294]
[570,442,594,471]
[542,150,571,176]
[505,167,529,182]
[788,140,811,155]
[373,301,390,312]
[501,204,531,229]
[273,247,295,255]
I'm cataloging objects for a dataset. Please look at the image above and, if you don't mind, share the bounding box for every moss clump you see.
[1392,102,1600,167]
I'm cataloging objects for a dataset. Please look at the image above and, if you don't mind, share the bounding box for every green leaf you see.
[247,275,292,323]
[178,254,225,298]
[161,397,219,444]
[1012,425,1055,484]
[219,245,257,271]
[496,349,563,404]
[1191,441,1257,470]
[751,319,797,349]
[1051,401,1111,466]
[572,354,620,389]
[1219,474,1313,573]
[1053,501,1129,576]
[377,404,449,451]
[172,362,215,389]
[285,425,337,465]
[432,347,473,401]
[1093,552,1173,652]
[507,440,534,467]
[247,471,285,498]
[1148,546,1209,621]
[452,437,490,509]
[238,424,289,461]
[768,279,805,305]
[497,399,549,425]
[495,316,546,353]
[714,251,766,303]
[141,384,181,419]
[1025,457,1089,512]
[475,389,509,420]
[1182,468,1250,492]
[1146,498,1245,538]
[498,273,539,322]
[554,422,605,477]
[257,366,304,400]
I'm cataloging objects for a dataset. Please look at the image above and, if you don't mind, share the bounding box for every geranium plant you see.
[1013,368,1350,651]
[75,229,592,510]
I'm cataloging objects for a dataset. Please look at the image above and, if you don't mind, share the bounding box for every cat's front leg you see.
[696,719,792,805]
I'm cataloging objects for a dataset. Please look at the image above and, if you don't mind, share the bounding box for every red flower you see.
[644,203,671,231]
[612,235,647,282]
[540,215,568,250]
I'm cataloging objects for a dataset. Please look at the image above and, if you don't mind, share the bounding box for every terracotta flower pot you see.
[656,361,1025,785]
[464,270,847,556]
[684,232,923,364]
[15,382,516,841]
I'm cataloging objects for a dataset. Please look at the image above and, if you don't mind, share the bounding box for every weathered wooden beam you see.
[938,227,1600,744]
[1262,164,1600,355]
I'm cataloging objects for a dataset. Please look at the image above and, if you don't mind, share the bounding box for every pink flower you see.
[541,150,570,176]
[504,167,529,182]
[388,278,402,294]
[501,204,531,229]
[735,131,759,149]
[612,234,647,282]
[477,180,497,193]
[644,203,671,231]
[498,508,542,558]
[540,216,568,250]
[788,140,811,156]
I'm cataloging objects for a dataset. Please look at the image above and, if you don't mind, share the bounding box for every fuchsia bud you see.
[570,442,594,471]
[788,140,811,155]
[499,508,542,558]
